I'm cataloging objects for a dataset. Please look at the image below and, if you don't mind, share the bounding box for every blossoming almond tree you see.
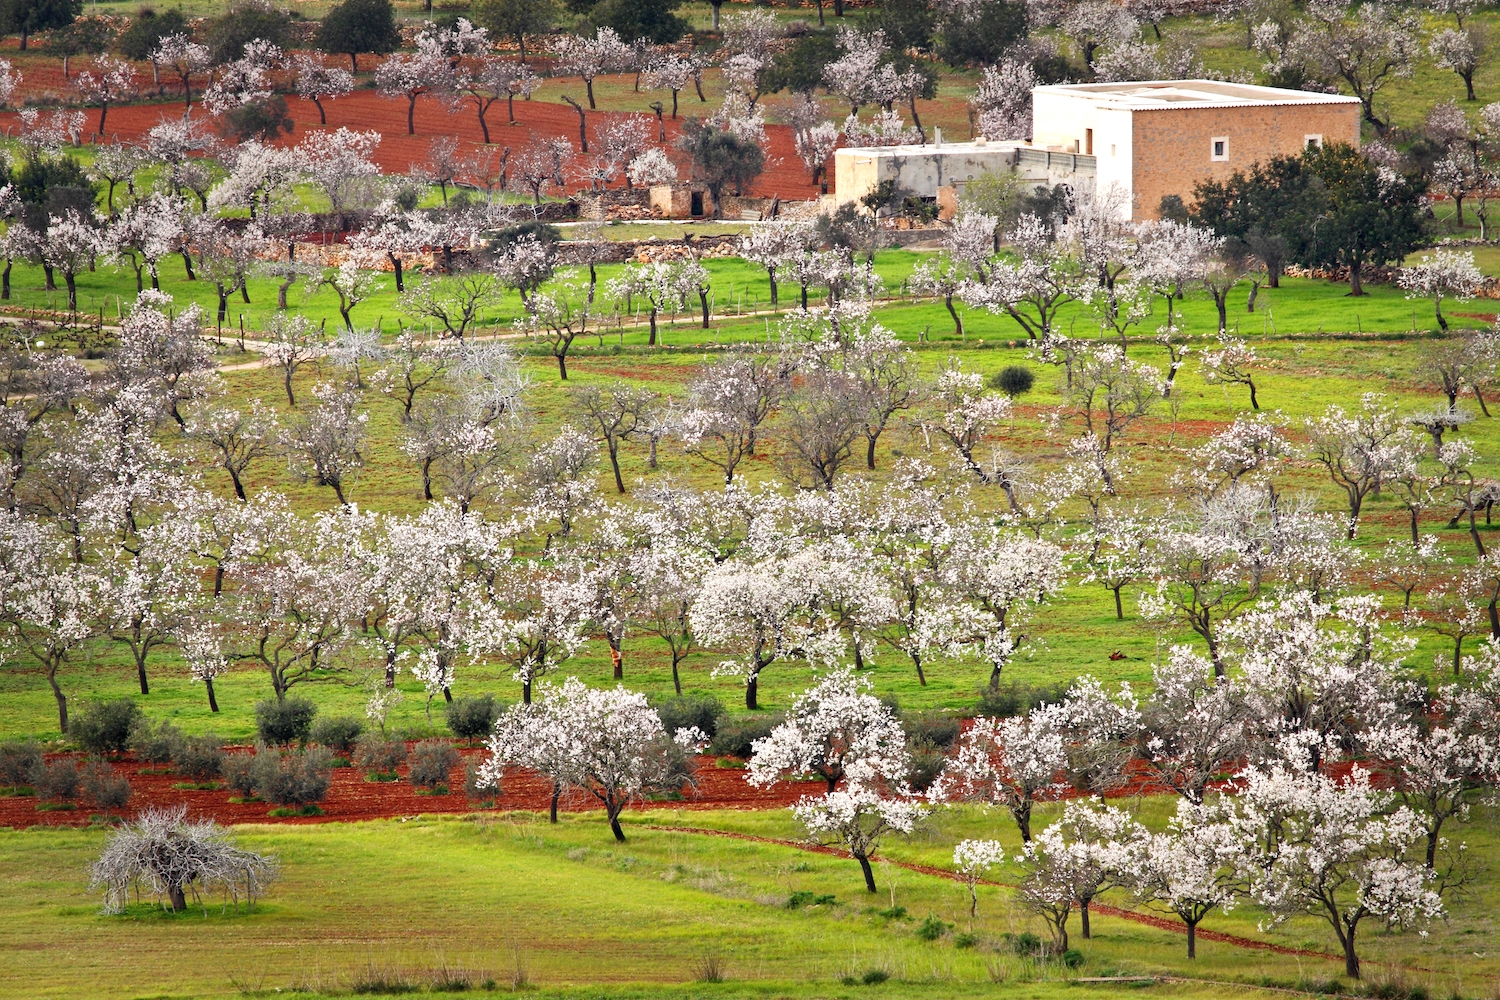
[953,838,1004,921]
[485,677,694,840]
[933,706,1069,842]
[793,755,925,893]
[1128,799,1244,958]
[1234,760,1444,979]
[747,668,908,793]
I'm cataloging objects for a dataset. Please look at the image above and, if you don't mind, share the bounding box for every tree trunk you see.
[745,673,758,710]
[48,666,68,734]
[857,852,877,892]
[608,442,625,493]
[64,272,77,311]
[1343,935,1360,979]
[1247,378,1259,410]
[314,97,327,124]
[549,780,559,822]
[1113,586,1124,620]
[167,880,187,912]
[407,96,417,135]
[205,676,219,712]
[1186,919,1197,959]
[1080,901,1091,939]
[1349,261,1363,296]
[610,644,623,680]
[136,653,149,695]
[609,808,626,842]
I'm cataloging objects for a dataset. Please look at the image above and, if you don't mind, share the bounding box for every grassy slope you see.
[3,805,1495,1000]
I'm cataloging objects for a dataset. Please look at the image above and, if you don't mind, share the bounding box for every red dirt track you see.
[0,87,820,201]
[0,746,810,829]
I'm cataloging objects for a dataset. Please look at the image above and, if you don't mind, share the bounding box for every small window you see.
[1305,134,1323,150]
[1211,136,1229,162]
[1085,128,1093,155]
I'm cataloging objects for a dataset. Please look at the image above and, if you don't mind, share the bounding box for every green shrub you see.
[255,747,333,807]
[953,932,979,949]
[255,698,317,746]
[463,758,500,803]
[861,969,890,985]
[174,735,225,780]
[408,740,458,791]
[355,735,407,776]
[1007,932,1043,956]
[901,711,960,748]
[70,700,142,755]
[129,718,184,765]
[31,759,80,801]
[915,914,951,941]
[656,695,723,739]
[708,712,783,758]
[976,682,1068,719]
[223,751,262,799]
[989,365,1035,398]
[446,696,502,745]
[310,715,364,755]
[1061,949,1085,969]
[79,758,131,813]
[905,741,948,793]
[0,741,42,788]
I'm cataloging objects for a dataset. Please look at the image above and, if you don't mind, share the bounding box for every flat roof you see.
[835,139,1033,157]
[1033,80,1361,110]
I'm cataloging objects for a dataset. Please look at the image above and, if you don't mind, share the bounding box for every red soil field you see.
[0,745,813,829]
[0,88,822,202]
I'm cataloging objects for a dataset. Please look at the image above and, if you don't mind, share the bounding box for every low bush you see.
[31,759,80,801]
[255,698,318,746]
[174,735,225,780]
[905,742,948,793]
[656,695,723,739]
[408,740,458,791]
[354,735,407,777]
[463,758,500,803]
[708,712,783,758]
[901,711,960,748]
[80,758,132,814]
[1006,931,1043,956]
[915,914,951,941]
[976,682,1069,719]
[310,715,364,755]
[1061,949,1085,969]
[446,696,502,745]
[129,718,185,766]
[254,747,333,807]
[0,740,42,788]
[70,700,142,755]
[223,751,262,799]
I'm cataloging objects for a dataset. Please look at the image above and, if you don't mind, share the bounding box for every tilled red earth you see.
[0,746,810,829]
[0,84,821,202]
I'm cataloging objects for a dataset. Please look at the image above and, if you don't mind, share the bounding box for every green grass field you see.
[4,804,1497,1000]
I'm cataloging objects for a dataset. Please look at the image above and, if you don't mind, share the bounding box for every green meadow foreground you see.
[4,807,1498,1000]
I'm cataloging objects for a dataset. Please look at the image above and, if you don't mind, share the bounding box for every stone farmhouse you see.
[833,80,1361,221]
